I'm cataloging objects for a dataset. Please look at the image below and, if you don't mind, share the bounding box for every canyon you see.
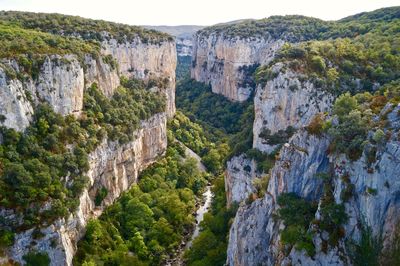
[1,6,400,266]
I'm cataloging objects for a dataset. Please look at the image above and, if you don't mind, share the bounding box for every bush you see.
[277,193,318,256]
[311,56,326,73]
[23,251,50,266]
[306,113,325,136]
[94,187,108,206]
[0,229,14,248]
[259,126,296,145]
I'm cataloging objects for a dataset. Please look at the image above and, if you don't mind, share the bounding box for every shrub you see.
[0,229,14,248]
[277,193,318,256]
[94,187,108,206]
[306,113,325,136]
[23,251,50,266]
[310,56,326,73]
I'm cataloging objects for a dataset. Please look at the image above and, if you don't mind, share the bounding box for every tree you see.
[333,93,358,119]
[23,251,50,266]
[310,55,326,72]
[129,232,149,259]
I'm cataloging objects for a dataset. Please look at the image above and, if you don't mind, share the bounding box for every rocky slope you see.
[190,16,335,102]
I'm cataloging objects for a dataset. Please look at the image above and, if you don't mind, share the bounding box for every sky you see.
[0,0,398,26]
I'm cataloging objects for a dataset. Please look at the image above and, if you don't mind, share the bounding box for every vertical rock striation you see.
[102,39,177,117]
[253,63,334,153]
[191,33,284,102]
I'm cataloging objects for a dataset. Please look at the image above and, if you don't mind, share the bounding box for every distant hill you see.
[143,25,205,38]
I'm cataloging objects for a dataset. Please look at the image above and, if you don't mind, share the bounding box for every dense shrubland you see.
[0,11,172,44]
[198,6,399,42]
[326,80,400,160]
[0,22,99,59]
[254,7,399,95]
[169,111,229,174]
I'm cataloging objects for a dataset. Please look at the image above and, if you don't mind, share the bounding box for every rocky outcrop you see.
[227,130,330,265]
[84,55,120,97]
[5,113,167,266]
[102,39,177,117]
[191,33,284,102]
[253,63,334,153]
[225,154,259,207]
[227,103,400,265]
[0,69,34,131]
[0,40,176,132]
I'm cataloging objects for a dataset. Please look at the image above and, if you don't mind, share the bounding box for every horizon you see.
[0,0,398,26]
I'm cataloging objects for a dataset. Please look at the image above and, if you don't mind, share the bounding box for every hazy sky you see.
[0,0,398,26]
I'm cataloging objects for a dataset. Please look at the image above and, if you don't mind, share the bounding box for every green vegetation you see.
[259,126,296,146]
[0,229,14,252]
[317,172,348,247]
[0,77,165,229]
[176,56,192,80]
[276,193,318,256]
[0,22,99,59]
[169,111,229,174]
[83,79,165,145]
[184,175,238,265]
[74,139,209,265]
[198,7,400,43]
[198,15,331,41]
[252,7,399,95]
[23,251,50,266]
[0,105,90,228]
[176,77,254,157]
[326,80,399,160]
[0,11,172,44]
[347,224,382,266]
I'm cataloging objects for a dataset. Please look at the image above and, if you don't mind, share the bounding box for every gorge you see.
[0,6,400,266]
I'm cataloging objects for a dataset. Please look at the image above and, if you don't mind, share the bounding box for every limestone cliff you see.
[226,103,400,265]
[253,63,334,153]
[4,113,167,266]
[225,154,259,207]
[102,38,176,116]
[0,19,176,265]
[191,33,283,101]
[0,39,176,133]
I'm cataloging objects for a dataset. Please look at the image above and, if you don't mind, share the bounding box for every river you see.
[164,143,213,265]
[186,185,213,248]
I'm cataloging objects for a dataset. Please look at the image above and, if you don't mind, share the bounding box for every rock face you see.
[191,33,284,101]
[253,63,334,153]
[0,69,34,131]
[227,130,330,265]
[226,104,400,265]
[0,33,175,265]
[225,154,259,207]
[6,113,167,266]
[0,39,176,132]
[102,39,177,117]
